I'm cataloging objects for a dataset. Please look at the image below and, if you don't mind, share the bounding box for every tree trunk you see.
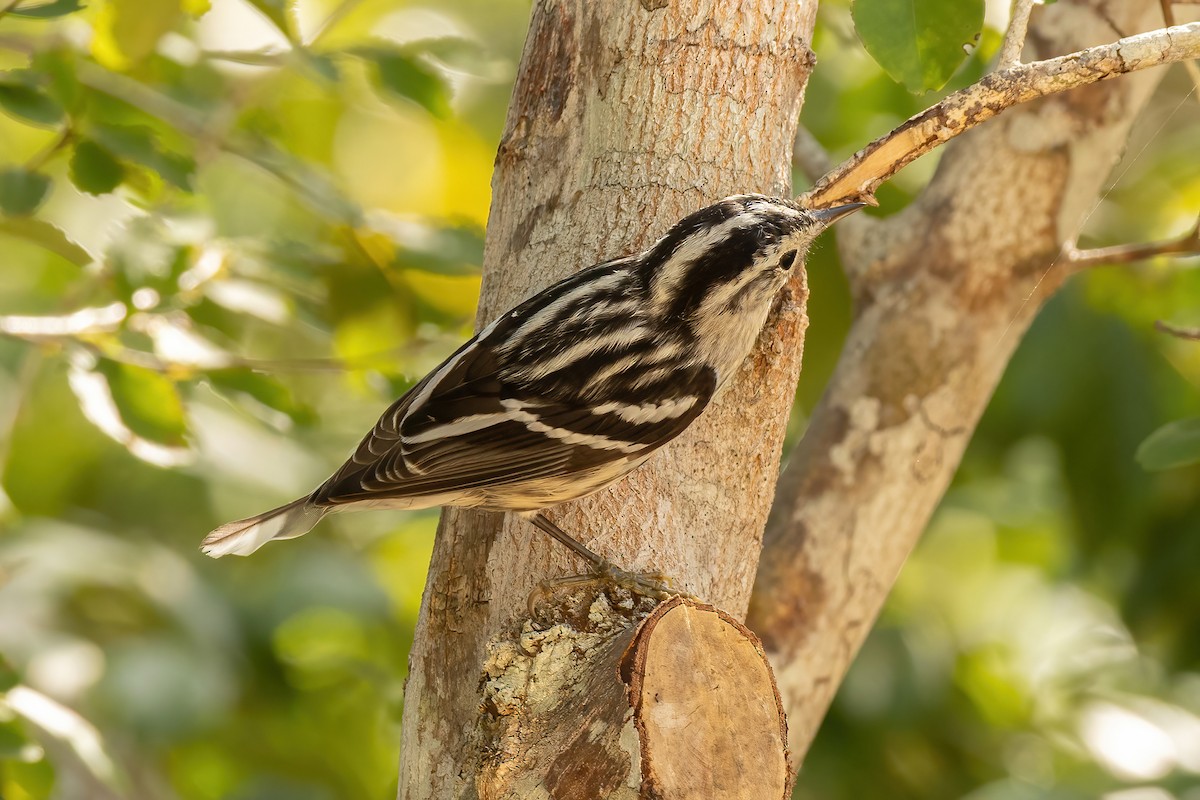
[747,0,1174,761]
[397,1,819,796]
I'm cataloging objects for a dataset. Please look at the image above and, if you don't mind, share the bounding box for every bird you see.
[201,194,864,581]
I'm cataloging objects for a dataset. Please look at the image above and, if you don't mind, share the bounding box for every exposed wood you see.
[626,598,791,799]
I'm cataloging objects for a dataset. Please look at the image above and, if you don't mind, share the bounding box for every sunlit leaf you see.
[0,72,64,126]
[69,140,126,195]
[238,141,360,224]
[6,686,126,793]
[7,0,85,17]
[94,358,190,447]
[245,0,293,39]
[0,217,91,266]
[418,36,488,72]
[852,0,984,92]
[0,169,52,216]
[92,0,183,70]
[398,226,483,276]
[357,46,450,118]
[105,216,189,301]
[358,217,484,277]
[1136,417,1200,471]
[31,47,83,112]
[89,123,194,190]
[204,367,314,425]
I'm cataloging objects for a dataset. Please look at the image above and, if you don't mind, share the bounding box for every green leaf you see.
[8,0,86,18]
[0,719,32,759]
[357,46,450,118]
[852,0,984,92]
[245,0,293,39]
[0,656,19,692]
[1136,417,1200,471]
[396,225,483,276]
[205,367,314,425]
[69,140,126,195]
[95,359,189,446]
[92,0,183,70]
[0,169,52,216]
[89,123,194,190]
[0,72,65,126]
[31,48,84,111]
[0,217,92,266]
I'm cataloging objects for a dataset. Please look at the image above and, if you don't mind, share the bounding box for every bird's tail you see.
[200,498,327,558]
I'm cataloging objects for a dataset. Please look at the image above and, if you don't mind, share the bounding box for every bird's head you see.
[645,194,864,324]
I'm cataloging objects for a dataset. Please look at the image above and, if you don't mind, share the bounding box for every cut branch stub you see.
[624,597,792,800]
[477,591,790,799]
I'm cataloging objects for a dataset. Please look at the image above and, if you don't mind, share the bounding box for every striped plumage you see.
[201,195,863,560]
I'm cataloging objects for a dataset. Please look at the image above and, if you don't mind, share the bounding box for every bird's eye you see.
[778,250,797,270]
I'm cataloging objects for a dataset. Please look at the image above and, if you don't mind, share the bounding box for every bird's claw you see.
[526,562,689,615]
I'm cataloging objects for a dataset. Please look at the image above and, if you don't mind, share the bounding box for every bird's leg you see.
[525,512,677,601]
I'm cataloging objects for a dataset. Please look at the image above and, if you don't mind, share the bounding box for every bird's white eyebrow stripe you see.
[650,212,765,309]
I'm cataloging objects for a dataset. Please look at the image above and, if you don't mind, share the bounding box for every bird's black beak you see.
[810,202,868,225]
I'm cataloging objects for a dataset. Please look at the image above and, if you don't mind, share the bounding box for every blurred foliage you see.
[851,0,985,92]
[0,0,1197,798]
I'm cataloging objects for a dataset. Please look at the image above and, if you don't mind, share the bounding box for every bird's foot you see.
[527,561,689,616]
[594,561,679,601]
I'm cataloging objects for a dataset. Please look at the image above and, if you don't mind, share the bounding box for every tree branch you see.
[755,0,1180,763]
[802,21,1200,207]
[997,0,1036,68]
[1160,0,1200,100]
[1064,217,1200,271]
[1156,320,1200,339]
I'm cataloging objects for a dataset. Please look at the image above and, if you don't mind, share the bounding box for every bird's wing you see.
[312,333,716,508]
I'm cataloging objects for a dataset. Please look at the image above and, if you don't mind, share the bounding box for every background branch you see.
[754,0,1180,762]
[1065,216,1200,271]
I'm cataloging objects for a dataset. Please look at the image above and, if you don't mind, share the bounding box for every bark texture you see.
[748,0,1178,761]
[476,594,790,799]
[397,1,819,795]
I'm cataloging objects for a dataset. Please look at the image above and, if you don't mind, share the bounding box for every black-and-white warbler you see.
[201,195,863,571]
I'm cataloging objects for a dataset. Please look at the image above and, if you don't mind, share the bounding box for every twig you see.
[1160,0,1200,104]
[309,0,365,48]
[24,125,74,171]
[1156,320,1200,340]
[997,0,1036,69]
[1063,216,1200,271]
[802,22,1200,207]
